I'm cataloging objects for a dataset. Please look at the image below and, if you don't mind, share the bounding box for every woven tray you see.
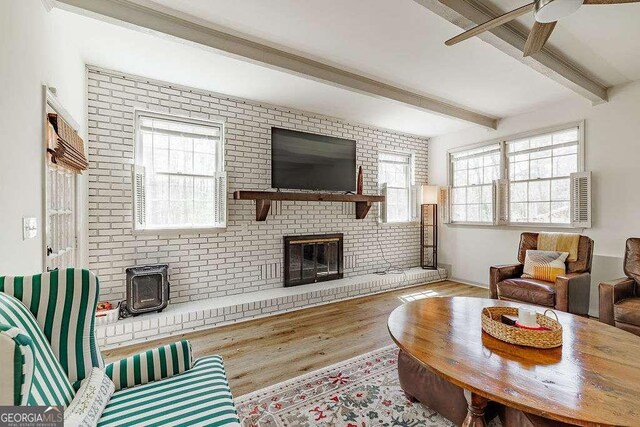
[481,307,562,349]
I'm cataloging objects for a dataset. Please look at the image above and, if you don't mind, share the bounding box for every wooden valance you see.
[46,113,88,173]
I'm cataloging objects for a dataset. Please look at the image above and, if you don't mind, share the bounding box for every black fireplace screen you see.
[284,234,343,287]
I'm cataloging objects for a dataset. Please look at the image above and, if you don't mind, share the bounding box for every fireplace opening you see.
[284,233,343,287]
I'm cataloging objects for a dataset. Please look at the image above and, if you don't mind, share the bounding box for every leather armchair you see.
[599,238,640,336]
[490,232,593,315]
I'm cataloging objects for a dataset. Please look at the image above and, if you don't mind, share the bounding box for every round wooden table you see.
[387,296,640,427]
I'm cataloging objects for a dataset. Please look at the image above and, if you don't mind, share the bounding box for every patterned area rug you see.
[235,345,457,427]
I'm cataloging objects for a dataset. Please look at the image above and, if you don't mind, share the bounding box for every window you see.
[133,111,226,231]
[445,123,588,228]
[379,151,414,223]
[449,143,500,223]
[507,127,580,225]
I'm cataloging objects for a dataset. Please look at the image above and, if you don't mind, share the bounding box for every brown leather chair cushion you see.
[614,298,640,326]
[497,278,556,307]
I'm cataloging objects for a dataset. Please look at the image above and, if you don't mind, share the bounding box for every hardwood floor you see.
[103,280,488,396]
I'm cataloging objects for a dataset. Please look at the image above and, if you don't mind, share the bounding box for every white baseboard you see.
[449,277,489,289]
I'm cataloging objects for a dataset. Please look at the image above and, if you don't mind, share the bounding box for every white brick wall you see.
[87,67,430,303]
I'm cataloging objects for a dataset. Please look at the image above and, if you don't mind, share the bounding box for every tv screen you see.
[271,127,356,192]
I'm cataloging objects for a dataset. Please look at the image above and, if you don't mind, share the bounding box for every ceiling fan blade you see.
[523,21,557,56]
[445,2,535,46]
[583,0,639,4]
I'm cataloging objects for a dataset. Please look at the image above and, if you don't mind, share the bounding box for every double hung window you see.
[446,123,588,228]
[133,111,226,231]
[378,151,414,223]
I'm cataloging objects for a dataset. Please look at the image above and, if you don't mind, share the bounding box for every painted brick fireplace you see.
[87,67,428,305]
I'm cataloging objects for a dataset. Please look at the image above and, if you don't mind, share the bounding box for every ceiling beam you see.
[413,0,608,104]
[52,0,498,129]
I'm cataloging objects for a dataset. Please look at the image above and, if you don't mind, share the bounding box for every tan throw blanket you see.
[537,232,580,262]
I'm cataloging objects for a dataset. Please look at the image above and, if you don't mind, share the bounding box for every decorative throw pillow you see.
[64,368,114,427]
[522,250,569,282]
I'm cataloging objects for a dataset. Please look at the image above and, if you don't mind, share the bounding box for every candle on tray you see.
[518,307,538,327]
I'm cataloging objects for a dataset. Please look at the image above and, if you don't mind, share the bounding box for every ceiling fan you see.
[445,0,640,57]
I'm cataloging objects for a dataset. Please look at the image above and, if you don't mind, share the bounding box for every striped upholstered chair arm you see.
[0,324,36,406]
[0,269,103,385]
[0,293,75,407]
[105,340,193,391]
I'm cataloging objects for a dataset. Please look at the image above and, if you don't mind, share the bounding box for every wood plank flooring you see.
[103,280,488,396]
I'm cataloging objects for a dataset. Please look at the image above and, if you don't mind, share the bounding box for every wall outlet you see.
[23,217,38,240]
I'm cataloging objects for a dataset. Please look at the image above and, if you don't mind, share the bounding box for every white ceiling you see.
[130,0,577,117]
[54,0,639,137]
[489,0,640,87]
[54,9,474,136]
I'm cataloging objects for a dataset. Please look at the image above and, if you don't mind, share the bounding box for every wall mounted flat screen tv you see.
[271,127,356,192]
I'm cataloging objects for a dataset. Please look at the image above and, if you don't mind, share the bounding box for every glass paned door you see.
[284,234,344,287]
[288,245,302,281]
[316,243,330,277]
[46,164,76,270]
[327,242,338,274]
[302,244,316,279]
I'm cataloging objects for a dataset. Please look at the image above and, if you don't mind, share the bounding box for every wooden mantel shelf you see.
[233,190,385,221]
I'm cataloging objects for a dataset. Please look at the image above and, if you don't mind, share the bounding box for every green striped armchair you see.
[0,269,240,426]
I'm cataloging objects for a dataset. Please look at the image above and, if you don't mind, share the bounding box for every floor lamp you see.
[420,185,438,270]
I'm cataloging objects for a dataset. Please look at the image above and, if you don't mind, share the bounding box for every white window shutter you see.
[439,186,451,224]
[214,171,227,226]
[379,183,388,223]
[493,179,509,225]
[571,171,591,228]
[410,184,420,221]
[133,165,146,228]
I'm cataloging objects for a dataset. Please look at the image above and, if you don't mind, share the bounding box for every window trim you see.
[378,149,417,224]
[447,140,503,226]
[132,109,227,233]
[446,121,585,228]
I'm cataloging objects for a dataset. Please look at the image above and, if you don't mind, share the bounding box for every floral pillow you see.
[522,250,569,282]
[64,368,114,427]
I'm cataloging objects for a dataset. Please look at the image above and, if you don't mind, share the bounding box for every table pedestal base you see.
[462,393,488,427]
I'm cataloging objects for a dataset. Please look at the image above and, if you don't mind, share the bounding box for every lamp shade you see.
[421,185,439,205]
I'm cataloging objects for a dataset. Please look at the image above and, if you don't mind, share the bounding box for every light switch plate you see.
[23,217,38,240]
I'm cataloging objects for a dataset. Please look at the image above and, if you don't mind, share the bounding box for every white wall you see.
[0,1,87,275]
[430,81,640,315]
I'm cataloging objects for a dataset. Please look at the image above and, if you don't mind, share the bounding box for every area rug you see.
[234,345,457,427]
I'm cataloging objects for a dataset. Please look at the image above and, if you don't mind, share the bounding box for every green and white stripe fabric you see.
[1,268,240,425]
[0,293,75,407]
[105,340,193,391]
[98,356,240,427]
[0,269,103,385]
[0,324,35,406]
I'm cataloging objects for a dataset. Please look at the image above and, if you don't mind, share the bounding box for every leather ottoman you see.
[397,350,572,426]
[398,350,497,425]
